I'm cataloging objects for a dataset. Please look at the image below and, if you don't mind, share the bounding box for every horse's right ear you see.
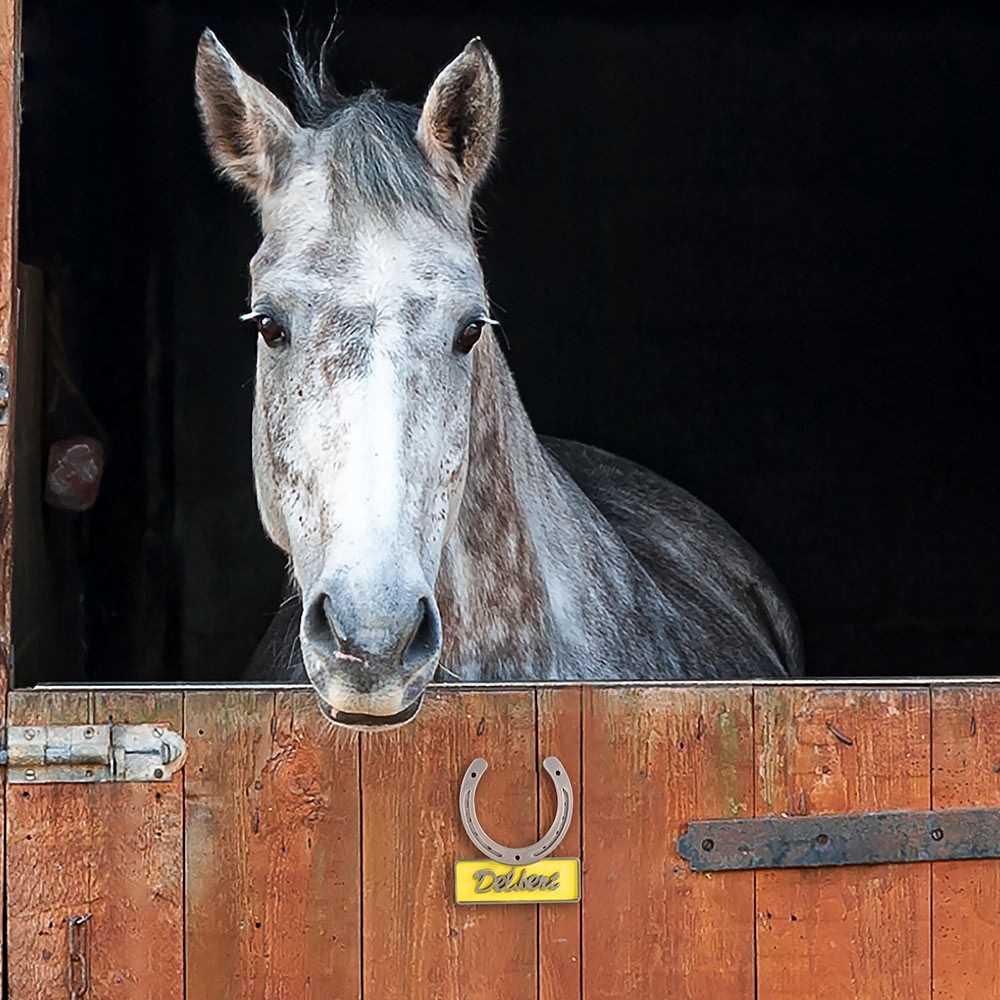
[195,29,299,200]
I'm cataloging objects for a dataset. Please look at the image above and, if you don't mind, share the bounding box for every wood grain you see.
[184,689,361,1000]
[88,691,184,998]
[754,686,931,1000]
[5,690,92,999]
[931,686,1000,999]
[361,687,538,1000]
[582,686,755,1000]
[0,0,19,695]
[0,7,21,987]
[537,686,582,1000]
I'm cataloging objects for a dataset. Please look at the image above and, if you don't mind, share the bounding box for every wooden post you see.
[0,0,21,690]
[0,1,23,989]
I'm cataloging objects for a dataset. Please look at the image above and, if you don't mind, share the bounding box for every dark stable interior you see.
[13,0,1000,686]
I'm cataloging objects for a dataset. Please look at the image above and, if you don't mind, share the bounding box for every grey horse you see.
[194,30,803,728]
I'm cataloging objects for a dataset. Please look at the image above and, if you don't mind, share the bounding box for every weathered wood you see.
[88,691,184,997]
[931,686,1000,999]
[0,6,21,985]
[361,687,538,1000]
[537,686,582,1000]
[0,0,19,696]
[5,690,92,999]
[184,689,361,1000]
[754,686,931,1000]
[582,686,755,999]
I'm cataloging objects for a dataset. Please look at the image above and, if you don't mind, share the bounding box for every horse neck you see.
[437,332,631,677]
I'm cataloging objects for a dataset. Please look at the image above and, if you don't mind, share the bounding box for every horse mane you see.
[285,24,344,126]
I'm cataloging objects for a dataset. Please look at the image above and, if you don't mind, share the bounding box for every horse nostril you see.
[304,589,440,671]
[403,596,441,668]
[305,594,341,647]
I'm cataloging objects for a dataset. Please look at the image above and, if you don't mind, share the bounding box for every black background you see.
[17,0,1000,684]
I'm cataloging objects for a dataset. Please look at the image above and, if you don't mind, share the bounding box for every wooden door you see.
[6,681,1000,999]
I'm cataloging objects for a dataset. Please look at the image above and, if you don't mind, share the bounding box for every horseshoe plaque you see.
[455,756,581,905]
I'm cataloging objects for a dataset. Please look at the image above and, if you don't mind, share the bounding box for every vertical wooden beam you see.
[930,685,1000,999]
[5,690,92,999]
[0,3,22,985]
[184,689,361,1000]
[361,687,538,1000]
[0,0,19,691]
[754,686,931,1000]
[582,686,756,999]
[536,686,582,1000]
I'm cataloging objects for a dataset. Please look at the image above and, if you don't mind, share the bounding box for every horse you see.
[194,30,804,728]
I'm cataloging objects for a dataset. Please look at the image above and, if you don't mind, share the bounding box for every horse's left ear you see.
[416,39,501,200]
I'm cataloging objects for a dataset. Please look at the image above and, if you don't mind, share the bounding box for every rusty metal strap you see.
[678,807,1000,871]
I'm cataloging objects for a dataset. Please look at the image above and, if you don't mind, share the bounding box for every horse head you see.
[195,30,501,727]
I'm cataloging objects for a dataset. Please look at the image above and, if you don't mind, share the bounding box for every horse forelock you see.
[288,95,459,230]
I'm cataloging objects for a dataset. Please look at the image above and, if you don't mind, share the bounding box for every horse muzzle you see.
[299,583,442,729]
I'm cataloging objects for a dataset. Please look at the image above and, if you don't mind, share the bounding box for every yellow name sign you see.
[455,858,581,905]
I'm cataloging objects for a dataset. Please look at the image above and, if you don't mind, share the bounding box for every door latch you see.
[0,722,187,784]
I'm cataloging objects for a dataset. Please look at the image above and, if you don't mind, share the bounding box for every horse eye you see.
[254,314,288,348]
[455,319,486,355]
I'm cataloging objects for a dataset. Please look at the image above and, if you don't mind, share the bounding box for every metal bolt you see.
[931,828,944,842]
[816,833,830,846]
[702,838,715,852]
[154,768,164,779]
[25,769,35,781]
[83,727,94,739]
[24,729,35,741]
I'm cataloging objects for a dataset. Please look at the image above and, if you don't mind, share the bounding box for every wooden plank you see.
[0,0,20,695]
[5,690,92,999]
[931,686,1000,999]
[537,686,581,1000]
[0,4,22,987]
[88,691,184,998]
[754,686,931,1000]
[361,687,538,1000]
[184,689,361,1000]
[581,686,755,1000]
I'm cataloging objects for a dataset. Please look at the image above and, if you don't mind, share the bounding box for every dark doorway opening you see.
[15,0,1000,685]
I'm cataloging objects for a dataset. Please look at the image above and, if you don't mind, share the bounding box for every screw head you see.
[931,828,944,842]
[83,727,95,739]
[154,767,164,779]
[24,729,35,741]
[153,727,163,738]
[25,769,36,781]
[702,838,715,852]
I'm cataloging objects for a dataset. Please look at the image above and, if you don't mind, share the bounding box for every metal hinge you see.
[679,806,1000,871]
[0,722,187,784]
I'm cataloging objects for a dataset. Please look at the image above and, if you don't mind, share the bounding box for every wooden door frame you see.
[1,0,22,696]
[1,2,22,993]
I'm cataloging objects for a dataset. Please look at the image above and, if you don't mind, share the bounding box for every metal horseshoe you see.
[459,756,573,865]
